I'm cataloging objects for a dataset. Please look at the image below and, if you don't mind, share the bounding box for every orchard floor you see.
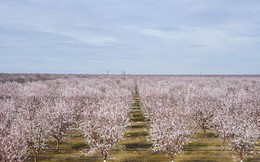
[31,95,260,162]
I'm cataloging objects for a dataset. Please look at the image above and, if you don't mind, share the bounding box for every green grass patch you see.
[128,122,148,129]
[119,138,152,150]
[192,130,218,138]
[124,128,149,138]
[71,142,88,150]
[184,138,222,151]
[130,116,146,122]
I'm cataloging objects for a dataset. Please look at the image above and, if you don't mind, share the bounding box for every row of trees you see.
[1,75,260,162]
[138,76,260,162]
[0,76,135,162]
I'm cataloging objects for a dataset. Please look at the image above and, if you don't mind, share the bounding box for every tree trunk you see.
[56,139,60,150]
[203,128,207,138]
[237,150,243,162]
[103,154,107,162]
[222,138,226,149]
[34,153,37,162]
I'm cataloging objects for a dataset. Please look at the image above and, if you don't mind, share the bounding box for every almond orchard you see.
[0,75,260,162]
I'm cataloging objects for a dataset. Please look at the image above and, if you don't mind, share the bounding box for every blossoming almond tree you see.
[188,88,220,138]
[227,117,259,162]
[0,100,28,162]
[18,96,52,162]
[47,98,75,150]
[80,81,132,162]
[150,112,192,162]
[81,105,127,161]
[139,80,193,162]
[215,93,259,162]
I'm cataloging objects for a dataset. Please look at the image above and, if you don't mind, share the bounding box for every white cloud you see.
[140,28,181,40]
[27,24,119,46]
[137,26,260,54]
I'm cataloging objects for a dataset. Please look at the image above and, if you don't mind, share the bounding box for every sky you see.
[0,0,260,75]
